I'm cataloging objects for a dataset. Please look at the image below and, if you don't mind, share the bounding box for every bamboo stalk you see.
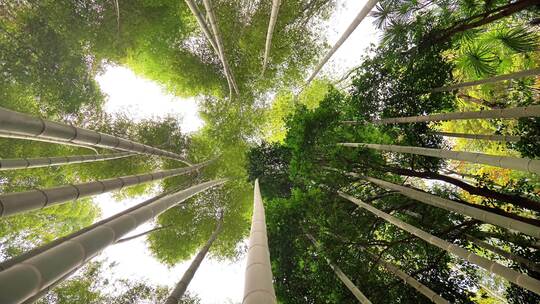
[305,0,379,85]
[0,160,213,217]
[0,152,133,171]
[0,131,100,154]
[341,105,540,125]
[434,131,521,142]
[465,234,540,273]
[357,174,540,239]
[430,68,540,92]
[306,233,372,303]
[359,247,448,304]
[338,143,540,174]
[0,179,227,304]
[164,213,223,304]
[201,0,239,95]
[0,106,191,165]
[261,0,281,74]
[243,179,276,304]
[115,225,170,244]
[338,192,540,296]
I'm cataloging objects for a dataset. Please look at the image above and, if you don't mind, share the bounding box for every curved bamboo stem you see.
[0,160,213,217]
[306,233,372,303]
[359,247,448,304]
[0,179,227,304]
[338,192,540,296]
[115,225,171,244]
[0,107,191,165]
[430,68,540,92]
[261,0,281,74]
[305,0,379,85]
[434,131,521,142]
[243,179,276,304]
[338,143,540,174]
[341,105,540,125]
[0,152,133,171]
[164,214,223,304]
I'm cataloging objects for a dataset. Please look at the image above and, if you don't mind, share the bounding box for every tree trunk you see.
[427,0,539,48]
[164,214,224,304]
[306,233,372,304]
[434,131,520,142]
[338,191,540,296]
[338,143,540,175]
[356,173,540,239]
[0,152,133,171]
[380,165,540,213]
[340,105,540,125]
[0,160,213,217]
[261,0,281,74]
[0,179,227,304]
[430,68,540,93]
[305,0,379,85]
[359,247,448,304]
[243,179,277,304]
[201,0,239,95]
[465,234,540,273]
[0,106,192,165]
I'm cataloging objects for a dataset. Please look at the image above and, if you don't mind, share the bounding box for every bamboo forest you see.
[1,0,540,303]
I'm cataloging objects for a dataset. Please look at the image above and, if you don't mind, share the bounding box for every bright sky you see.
[92,1,378,303]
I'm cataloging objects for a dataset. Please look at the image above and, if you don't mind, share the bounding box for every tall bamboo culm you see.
[338,143,540,174]
[465,234,540,273]
[305,0,379,85]
[164,214,224,304]
[359,247,448,304]
[306,233,372,304]
[434,131,521,142]
[243,179,276,304]
[430,68,540,92]
[261,0,281,74]
[357,174,540,238]
[342,105,540,125]
[0,160,211,217]
[0,179,226,304]
[0,106,191,165]
[338,192,540,295]
[0,152,133,171]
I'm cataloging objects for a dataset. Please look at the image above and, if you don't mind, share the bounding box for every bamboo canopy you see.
[306,233,372,304]
[0,151,133,171]
[164,213,224,304]
[305,0,379,85]
[338,192,540,296]
[434,131,521,142]
[341,105,540,125]
[243,179,276,304]
[338,143,540,174]
[358,174,540,238]
[0,179,227,304]
[465,234,540,273]
[430,67,540,92]
[0,106,191,165]
[0,160,212,217]
[202,0,240,95]
[261,0,281,74]
[359,247,449,304]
